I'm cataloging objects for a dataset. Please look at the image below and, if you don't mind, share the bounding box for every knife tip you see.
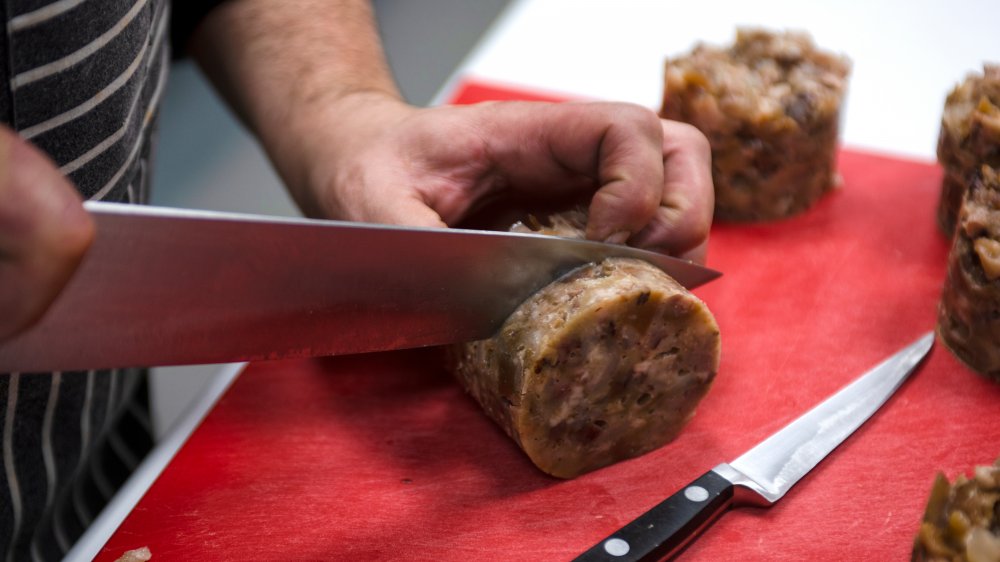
[916,331,935,352]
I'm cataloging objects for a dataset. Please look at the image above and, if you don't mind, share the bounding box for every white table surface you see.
[441,0,1000,162]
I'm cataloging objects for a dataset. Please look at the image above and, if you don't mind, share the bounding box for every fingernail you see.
[603,230,631,245]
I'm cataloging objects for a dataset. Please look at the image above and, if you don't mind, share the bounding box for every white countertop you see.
[444,0,1000,161]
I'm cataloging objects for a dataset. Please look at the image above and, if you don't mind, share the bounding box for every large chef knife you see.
[575,331,934,561]
[0,202,719,372]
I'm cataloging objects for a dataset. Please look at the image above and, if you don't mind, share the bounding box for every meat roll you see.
[936,64,1000,236]
[937,165,1000,381]
[447,212,721,478]
[912,458,1000,562]
[660,28,850,221]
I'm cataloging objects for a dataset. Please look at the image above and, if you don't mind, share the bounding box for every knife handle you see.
[573,470,735,562]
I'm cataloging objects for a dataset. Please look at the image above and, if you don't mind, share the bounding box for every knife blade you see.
[0,201,719,372]
[574,331,934,561]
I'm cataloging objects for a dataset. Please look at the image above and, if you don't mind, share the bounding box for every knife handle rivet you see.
[603,538,630,557]
[684,485,709,502]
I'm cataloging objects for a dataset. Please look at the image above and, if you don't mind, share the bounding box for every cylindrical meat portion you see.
[938,165,1000,381]
[660,28,850,221]
[936,64,1000,236]
[447,211,720,479]
[911,458,1000,562]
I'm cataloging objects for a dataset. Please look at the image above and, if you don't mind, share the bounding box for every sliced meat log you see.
[446,211,720,478]
[912,458,1000,561]
[938,165,1000,381]
[936,64,1000,236]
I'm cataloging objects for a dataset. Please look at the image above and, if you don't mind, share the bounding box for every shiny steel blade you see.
[723,332,934,503]
[0,202,719,372]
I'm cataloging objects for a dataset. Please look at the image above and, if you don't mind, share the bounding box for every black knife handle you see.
[573,470,735,562]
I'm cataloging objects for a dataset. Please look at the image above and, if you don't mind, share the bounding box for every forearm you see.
[188,0,408,215]
[185,1,712,257]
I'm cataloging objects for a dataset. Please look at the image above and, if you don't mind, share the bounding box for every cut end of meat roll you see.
[938,165,1000,381]
[447,258,720,479]
[936,64,1000,236]
[911,458,1000,562]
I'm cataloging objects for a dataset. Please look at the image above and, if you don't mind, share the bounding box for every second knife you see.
[574,331,935,561]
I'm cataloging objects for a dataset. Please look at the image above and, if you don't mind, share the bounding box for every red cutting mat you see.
[99,79,1000,561]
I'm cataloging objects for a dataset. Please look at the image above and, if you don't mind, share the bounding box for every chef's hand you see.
[0,127,94,342]
[287,93,714,263]
[187,0,712,262]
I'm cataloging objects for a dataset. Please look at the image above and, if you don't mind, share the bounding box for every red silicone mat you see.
[98,79,1000,561]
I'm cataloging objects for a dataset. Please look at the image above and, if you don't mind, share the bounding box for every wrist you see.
[275,90,417,219]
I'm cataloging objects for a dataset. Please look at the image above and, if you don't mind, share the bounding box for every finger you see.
[629,120,714,261]
[582,105,665,243]
[367,192,449,229]
[0,130,94,341]
[474,101,664,240]
[676,238,708,264]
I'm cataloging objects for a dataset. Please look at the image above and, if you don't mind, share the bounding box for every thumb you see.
[374,197,449,229]
[0,129,94,342]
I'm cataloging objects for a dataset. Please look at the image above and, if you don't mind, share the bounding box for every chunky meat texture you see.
[660,28,850,221]
[912,458,1000,562]
[938,165,1000,381]
[447,211,720,478]
[937,65,1000,235]
[115,547,152,562]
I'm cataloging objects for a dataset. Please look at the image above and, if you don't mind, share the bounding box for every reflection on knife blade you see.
[0,202,720,372]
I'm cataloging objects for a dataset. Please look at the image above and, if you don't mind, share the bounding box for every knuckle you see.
[674,121,712,153]
[624,104,663,136]
[595,101,661,136]
[693,132,712,156]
